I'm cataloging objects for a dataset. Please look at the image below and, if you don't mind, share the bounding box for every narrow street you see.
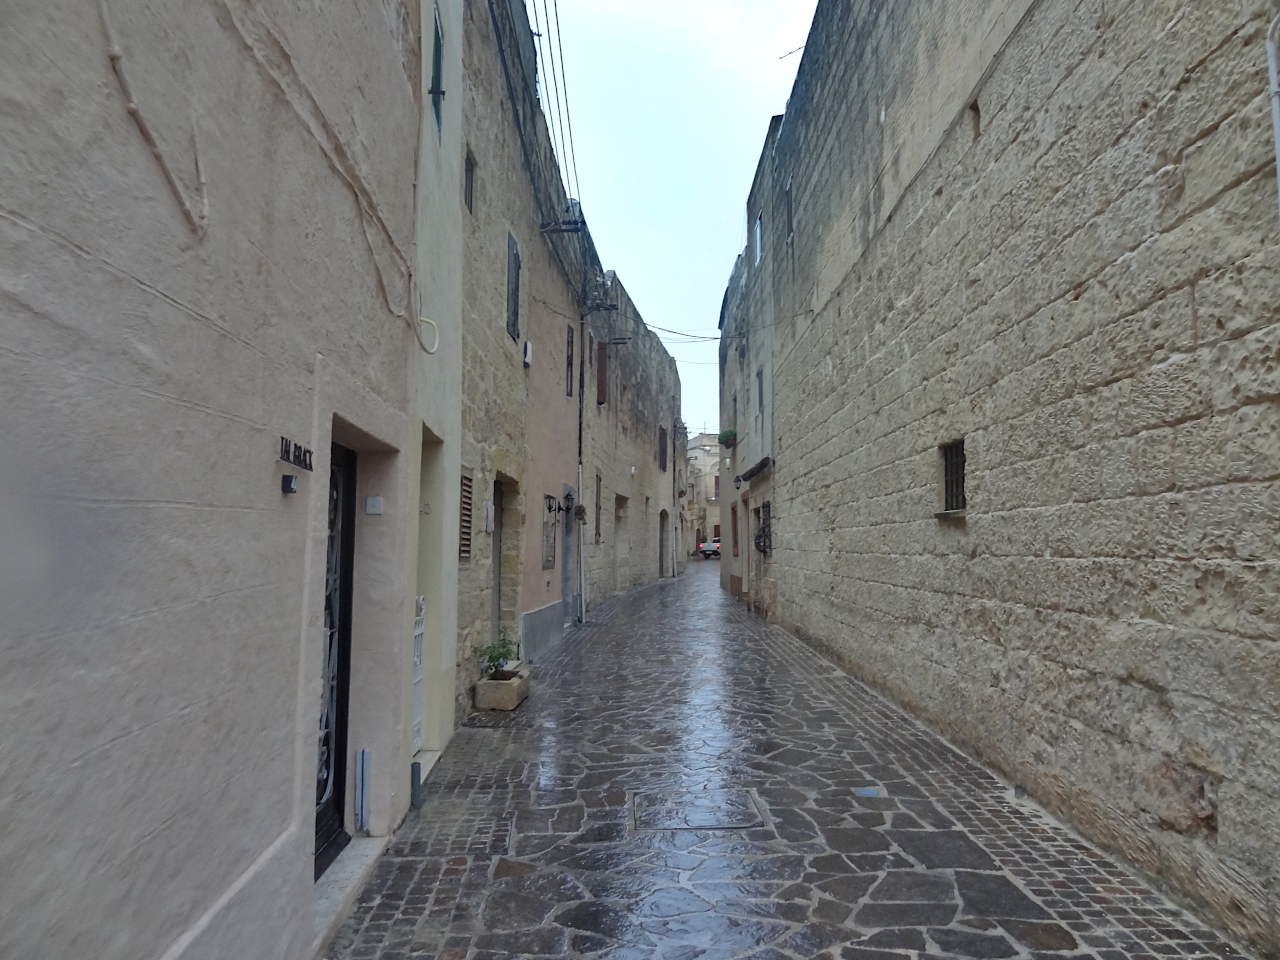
[327,562,1247,960]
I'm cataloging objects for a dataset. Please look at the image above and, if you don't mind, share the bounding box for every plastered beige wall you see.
[0,0,460,956]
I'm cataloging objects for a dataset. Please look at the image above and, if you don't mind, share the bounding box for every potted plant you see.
[718,429,737,449]
[474,630,530,711]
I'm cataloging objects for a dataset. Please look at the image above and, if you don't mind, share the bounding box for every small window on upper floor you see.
[658,426,668,472]
[939,438,967,516]
[756,367,764,413]
[784,177,794,244]
[506,233,521,342]
[753,214,762,265]
[429,7,445,135]
[464,148,476,214]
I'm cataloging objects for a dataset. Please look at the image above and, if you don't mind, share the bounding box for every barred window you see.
[940,439,966,513]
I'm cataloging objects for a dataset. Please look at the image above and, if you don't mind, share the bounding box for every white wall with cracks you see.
[0,0,454,958]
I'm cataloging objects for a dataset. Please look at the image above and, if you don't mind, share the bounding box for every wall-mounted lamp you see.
[563,491,575,514]
[544,494,559,514]
[734,476,742,491]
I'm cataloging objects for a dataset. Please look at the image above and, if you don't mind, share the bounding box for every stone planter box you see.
[475,661,530,711]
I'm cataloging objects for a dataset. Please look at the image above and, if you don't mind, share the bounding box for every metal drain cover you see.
[632,789,764,830]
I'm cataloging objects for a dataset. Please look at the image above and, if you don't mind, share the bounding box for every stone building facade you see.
[686,431,723,548]
[456,0,683,713]
[722,0,1280,952]
[3,1,465,957]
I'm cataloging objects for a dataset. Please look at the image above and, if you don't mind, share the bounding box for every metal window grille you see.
[754,500,772,554]
[941,440,966,512]
[458,473,474,560]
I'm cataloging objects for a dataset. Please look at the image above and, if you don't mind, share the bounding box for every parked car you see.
[699,537,721,559]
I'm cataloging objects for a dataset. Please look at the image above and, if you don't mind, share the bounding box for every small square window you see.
[939,439,966,514]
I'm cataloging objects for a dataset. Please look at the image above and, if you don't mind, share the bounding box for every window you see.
[596,341,608,404]
[429,8,445,135]
[784,176,794,243]
[658,426,668,471]
[940,439,967,513]
[713,523,720,539]
[756,367,764,413]
[506,233,520,341]
[731,504,739,557]
[458,472,474,561]
[588,332,594,365]
[565,325,574,396]
[753,214,762,264]
[464,148,476,213]
[594,473,602,542]
[713,474,720,500]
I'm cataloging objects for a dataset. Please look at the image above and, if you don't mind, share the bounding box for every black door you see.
[316,443,356,879]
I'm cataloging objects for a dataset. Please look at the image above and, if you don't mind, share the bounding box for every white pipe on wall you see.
[1267,14,1280,220]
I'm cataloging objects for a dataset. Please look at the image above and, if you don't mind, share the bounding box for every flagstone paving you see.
[325,562,1250,960]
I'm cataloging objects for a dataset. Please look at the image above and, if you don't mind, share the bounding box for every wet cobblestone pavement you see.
[326,563,1250,960]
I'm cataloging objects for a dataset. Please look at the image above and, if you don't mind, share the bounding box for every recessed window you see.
[658,426,668,471]
[429,8,445,135]
[753,214,762,264]
[596,341,608,404]
[506,233,520,341]
[784,177,794,243]
[565,325,575,396]
[464,148,476,213]
[940,439,967,513]
[969,100,982,141]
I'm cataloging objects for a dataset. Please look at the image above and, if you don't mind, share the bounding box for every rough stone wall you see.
[582,276,683,603]
[1,1,427,957]
[754,0,1280,951]
[458,0,682,706]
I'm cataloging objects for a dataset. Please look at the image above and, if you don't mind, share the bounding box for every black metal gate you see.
[316,443,356,879]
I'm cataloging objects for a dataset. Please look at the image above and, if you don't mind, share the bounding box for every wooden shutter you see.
[506,233,520,341]
[596,341,608,404]
[458,473,474,561]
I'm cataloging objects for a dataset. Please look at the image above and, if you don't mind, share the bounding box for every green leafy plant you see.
[718,429,737,448]
[477,630,516,677]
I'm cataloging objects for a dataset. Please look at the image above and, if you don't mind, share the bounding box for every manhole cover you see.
[632,789,765,830]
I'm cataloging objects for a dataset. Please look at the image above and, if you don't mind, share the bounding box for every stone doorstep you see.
[313,835,388,959]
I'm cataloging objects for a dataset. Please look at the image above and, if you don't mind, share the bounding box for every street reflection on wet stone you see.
[326,563,1249,960]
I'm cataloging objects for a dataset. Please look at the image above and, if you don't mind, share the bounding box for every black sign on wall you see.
[280,437,314,471]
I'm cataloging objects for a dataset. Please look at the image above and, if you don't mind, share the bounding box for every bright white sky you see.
[540,0,818,434]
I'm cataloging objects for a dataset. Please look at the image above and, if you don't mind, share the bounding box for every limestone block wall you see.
[458,0,682,708]
[757,0,1280,951]
[1,0,435,957]
[583,276,683,605]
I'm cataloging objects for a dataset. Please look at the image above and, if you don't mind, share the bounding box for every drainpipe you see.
[1268,13,1280,220]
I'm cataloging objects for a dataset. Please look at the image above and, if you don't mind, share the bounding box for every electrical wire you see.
[540,0,573,196]
[550,0,583,202]
[529,1,566,174]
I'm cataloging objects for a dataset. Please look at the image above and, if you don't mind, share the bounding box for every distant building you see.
[686,432,723,550]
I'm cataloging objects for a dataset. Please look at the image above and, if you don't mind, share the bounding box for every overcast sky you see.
[542,0,818,435]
